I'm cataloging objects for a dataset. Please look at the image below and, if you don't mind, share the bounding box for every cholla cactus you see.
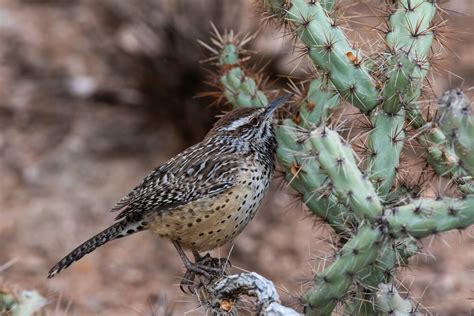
[200,0,473,315]
[0,288,46,316]
[375,283,417,316]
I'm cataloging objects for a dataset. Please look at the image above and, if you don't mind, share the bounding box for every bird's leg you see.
[192,250,203,261]
[173,241,209,293]
[172,241,212,275]
[173,241,224,293]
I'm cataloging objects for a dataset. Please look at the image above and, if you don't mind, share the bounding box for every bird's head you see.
[207,94,293,143]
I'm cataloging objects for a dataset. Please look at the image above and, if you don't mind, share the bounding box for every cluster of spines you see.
[422,126,462,178]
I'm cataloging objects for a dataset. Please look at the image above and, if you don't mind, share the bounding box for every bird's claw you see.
[179,254,230,293]
[180,270,196,293]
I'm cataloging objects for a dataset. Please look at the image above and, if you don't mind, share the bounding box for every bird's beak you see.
[264,93,294,119]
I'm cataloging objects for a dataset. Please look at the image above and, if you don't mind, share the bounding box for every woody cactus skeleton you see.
[200,0,474,315]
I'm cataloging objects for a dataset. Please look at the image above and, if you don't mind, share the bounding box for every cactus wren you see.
[48,94,292,283]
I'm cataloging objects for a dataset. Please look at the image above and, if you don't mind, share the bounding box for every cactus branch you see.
[382,195,474,239]
[302,227,383,316]
[309,126,383,220]
[436,89,474,176]
[367,109,405,195]
[262,0,379,112]
[387,0,436,129]
[276,121,352,233]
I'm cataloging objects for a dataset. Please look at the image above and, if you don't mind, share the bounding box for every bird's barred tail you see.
[47,215,147,278]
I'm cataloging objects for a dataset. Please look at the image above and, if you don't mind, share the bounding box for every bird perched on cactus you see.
[48,94,292,288]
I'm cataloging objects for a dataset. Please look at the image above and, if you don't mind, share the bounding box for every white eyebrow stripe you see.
[219,116,250,131]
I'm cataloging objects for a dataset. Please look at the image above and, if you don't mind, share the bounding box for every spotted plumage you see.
[48,94,292,279]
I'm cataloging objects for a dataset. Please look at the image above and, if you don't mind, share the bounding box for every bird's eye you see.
[250,117,259,125]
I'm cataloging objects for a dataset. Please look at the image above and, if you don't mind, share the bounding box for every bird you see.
[47,94,292,285]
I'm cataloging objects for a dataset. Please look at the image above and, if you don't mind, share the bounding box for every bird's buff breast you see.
[148,166,270,251]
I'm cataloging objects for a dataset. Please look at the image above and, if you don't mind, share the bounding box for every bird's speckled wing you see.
[111,137,248,220]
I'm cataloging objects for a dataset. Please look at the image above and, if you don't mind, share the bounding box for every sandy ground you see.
[0,1,473,315]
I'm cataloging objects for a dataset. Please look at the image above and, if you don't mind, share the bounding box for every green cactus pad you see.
[309,127,383,220]
[367,109,405,195]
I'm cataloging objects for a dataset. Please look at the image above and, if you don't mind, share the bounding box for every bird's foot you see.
[195,253,231,272]
[179,254,230,293]
[180,269,197,293]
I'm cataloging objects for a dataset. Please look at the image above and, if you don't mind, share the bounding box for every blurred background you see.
[0,0,472,315]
